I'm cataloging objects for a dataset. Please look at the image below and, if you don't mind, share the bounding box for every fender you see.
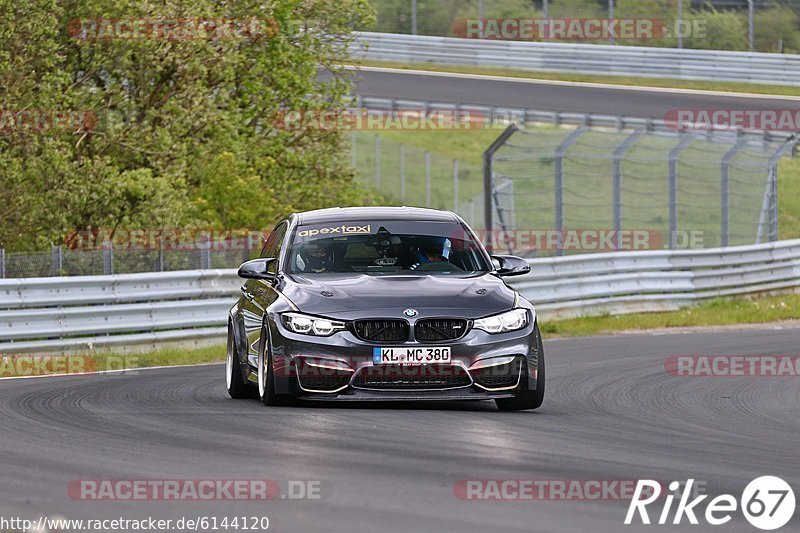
[229,305,250,372]
[262,311,293,395]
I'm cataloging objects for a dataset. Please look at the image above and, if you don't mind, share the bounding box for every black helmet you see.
[298,241,332,272]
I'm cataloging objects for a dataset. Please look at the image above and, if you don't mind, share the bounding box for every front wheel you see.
[496,326,545,412]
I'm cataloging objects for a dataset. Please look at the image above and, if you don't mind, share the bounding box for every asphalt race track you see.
[332,67,800,120]
[1,326,799,532]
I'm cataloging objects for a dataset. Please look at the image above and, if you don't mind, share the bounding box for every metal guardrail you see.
[518,239,800,317]
[0,270,239,352]
[353,32,800,86]
[356,95,798,141]
[1,240,798,352]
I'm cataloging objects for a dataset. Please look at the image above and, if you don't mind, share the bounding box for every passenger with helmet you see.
[409,237,453,270]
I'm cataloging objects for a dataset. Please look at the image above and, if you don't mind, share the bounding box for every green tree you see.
[685,7,747,51]
[369,0,464,36]
[0,0,375,251]
[548,0,604,19]
[755,7,800,53]
[369,0,546,37]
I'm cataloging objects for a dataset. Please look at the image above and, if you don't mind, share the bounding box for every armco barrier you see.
[355,95,797,140]
[0,240,798,352]
[353,32,800,86]
[0,270,239,353]
[516,239,800,317]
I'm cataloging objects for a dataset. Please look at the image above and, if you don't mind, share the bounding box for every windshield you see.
[287,221,490,275]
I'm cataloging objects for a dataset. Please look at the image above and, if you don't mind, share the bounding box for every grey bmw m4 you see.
[226,206,544,411]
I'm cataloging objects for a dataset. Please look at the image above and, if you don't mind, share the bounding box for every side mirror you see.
[238,258,277,281]
[491,255,530,277]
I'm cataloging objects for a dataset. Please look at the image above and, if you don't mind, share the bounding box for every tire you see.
[496,325,545,412]
[226,322,252,399]
[258,325,292,406]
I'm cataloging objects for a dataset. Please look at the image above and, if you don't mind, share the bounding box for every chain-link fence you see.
[351,131,486,228]
[0,245,253,279]
[487,125,797,256]
[350,106,798,258]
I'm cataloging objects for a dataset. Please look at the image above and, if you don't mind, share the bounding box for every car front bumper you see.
[248,316,541,401]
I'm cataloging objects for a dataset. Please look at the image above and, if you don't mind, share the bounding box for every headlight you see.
[473,308,529,334]
[282,312,346,336]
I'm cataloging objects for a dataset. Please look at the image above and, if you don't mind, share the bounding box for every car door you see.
[241,222,287,366]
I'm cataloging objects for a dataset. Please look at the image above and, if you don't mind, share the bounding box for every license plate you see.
[372,347,451,365]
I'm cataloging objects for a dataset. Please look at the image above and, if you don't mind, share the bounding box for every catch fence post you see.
[483,124,519,253]
[553,127,588,256]
[425,151,431,207]
[51,245,63,276]
[400,143,406,202]
[103,242,114,275]
[375,135,381,190]
[453,159,460,212]
[668,135,694,248]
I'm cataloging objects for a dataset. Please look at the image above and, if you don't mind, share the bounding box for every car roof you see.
[295,206,459,225]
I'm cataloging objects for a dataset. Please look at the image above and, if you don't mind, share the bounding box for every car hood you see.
[282,273,517,320]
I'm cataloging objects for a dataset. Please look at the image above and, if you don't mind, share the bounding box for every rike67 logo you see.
[626,477,795,530]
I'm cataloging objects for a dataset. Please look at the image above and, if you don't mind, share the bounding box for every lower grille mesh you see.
[297,373,352,392]
[353,364,471,390]
[471,358,522,390]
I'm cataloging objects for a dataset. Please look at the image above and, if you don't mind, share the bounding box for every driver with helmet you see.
[297,241,333,273]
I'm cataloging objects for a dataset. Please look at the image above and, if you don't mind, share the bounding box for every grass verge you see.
[540,293,800,337]
[358,60,800,97]
[0,344,225,379]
